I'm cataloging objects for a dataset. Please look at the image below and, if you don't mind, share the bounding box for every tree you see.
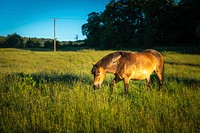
[5,33,23,47]
[102,0,145,48]
[26,38,41,48]
[197,25,200,43]
[44,40,53,48]
[143,0,176,45]
[101,0,134,48]
[82,12,103,47]
[82,0,200,48]
[44,40,59,49]
[82,0,143,48]
[0,36,5,47]
[176,0,200,44]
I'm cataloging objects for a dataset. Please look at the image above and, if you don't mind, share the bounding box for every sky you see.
[0,0,110,41]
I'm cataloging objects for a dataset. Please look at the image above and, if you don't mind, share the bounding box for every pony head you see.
[91,64,106,90]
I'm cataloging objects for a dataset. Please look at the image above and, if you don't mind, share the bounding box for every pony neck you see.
[96,52,122,74]
[99,60,119,74]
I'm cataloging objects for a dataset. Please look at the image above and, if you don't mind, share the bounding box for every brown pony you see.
[91,49,164,95]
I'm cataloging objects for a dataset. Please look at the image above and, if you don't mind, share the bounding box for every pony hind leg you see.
[155,65,164,90]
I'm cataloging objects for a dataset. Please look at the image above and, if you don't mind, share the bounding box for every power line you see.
[51,17,85,20]
[50,17,86,51]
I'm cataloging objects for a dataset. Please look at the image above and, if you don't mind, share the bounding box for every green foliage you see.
[26,38,41,48]
[4,33,24,47]
[0,48,199,132]
[0,36,5,46]
[44,40,53,48]
[82,12,103,47]
[82,0,200,48]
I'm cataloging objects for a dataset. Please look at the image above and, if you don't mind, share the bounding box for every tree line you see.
[0,33,54,48]
[82,0,200,49]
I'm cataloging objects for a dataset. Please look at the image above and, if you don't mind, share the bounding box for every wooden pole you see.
[54,18,56,52]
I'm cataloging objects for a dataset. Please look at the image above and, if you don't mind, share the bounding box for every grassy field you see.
[0,48,199,132]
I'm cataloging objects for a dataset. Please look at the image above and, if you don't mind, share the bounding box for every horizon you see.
[0,33,85,42]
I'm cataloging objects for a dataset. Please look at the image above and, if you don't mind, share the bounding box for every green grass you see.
[0,48,199,132]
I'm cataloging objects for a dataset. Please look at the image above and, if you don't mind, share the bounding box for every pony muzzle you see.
[93,83,101,90]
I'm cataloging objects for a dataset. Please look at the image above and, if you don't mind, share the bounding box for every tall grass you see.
[0,48,199,132]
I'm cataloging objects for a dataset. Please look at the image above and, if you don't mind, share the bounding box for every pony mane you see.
[95,52,122,68]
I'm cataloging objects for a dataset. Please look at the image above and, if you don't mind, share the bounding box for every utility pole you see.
[51,18,57,52]
[53,18,56,52]
[51,17,81,51]
[51,17,69,52]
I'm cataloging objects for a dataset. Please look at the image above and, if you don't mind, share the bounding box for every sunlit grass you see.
[0,48,199,132]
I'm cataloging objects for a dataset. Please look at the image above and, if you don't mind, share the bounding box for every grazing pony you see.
[91,49,164,95]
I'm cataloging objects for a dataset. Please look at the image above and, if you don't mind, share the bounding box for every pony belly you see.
[132,70,153,80]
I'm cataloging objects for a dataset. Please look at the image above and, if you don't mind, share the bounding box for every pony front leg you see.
[146,76,151,91]
[110,80,115,93]
[110,74,121,93]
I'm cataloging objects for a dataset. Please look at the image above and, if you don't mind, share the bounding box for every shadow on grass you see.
[165,62,200,68]
[5,72,93,87]
[164,74,200,89]
[149,72,200,90]
[4,71,200,92]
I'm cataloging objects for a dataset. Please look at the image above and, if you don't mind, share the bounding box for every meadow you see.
[0,48,199,132]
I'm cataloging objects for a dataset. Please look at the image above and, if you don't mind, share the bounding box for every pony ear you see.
[92,63,99,68]
[92,63,95,66]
